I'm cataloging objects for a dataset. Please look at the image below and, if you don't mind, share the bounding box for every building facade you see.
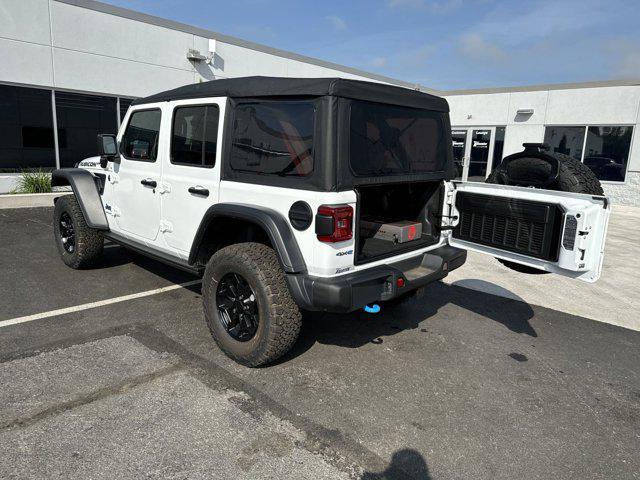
[443,82,640,206]
[2,0,639,205]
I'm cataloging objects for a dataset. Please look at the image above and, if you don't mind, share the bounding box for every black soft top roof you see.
[131,76,448,112]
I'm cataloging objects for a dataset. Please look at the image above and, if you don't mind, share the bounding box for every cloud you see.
[325,15,347,32]
[457,33,508,63]
[371,57,388,67]
[388,0,463,12]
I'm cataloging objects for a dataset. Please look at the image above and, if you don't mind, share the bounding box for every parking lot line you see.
[0,280,202,329]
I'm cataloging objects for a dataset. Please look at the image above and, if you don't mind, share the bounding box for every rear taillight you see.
[315,204,353,243]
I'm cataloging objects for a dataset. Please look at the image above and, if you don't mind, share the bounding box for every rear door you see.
[444,182,611,282]
[159,98,225,257]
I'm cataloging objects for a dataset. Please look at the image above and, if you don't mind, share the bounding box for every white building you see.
[443,82,640,206]
[2,0,639,205]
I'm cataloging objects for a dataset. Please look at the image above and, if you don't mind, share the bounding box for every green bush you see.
[14,170,52,194]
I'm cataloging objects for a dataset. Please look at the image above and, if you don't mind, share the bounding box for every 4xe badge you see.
[336,249,353,257]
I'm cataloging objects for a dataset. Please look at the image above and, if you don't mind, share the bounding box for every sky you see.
[105,0,640,90]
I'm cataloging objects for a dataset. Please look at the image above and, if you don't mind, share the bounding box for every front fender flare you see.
[51,169,109,230]
[189,203,307,274]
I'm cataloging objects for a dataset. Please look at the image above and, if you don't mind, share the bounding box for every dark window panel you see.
[491,126,506,171]
[203,106,219,167]
[543,126,585,161]
[171,105,219,168]
[55,92,117,168]
[350,100,446,176]
[0,85,55,171]
[231,101,315,177]
[119,98,134,122]
[467,129,491,182]
[121,109,161,161]
[584,126,632,182]
[22,126,55,148]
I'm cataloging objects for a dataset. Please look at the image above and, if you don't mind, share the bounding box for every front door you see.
[444,181,611,282]
[450,127,498,182]
[111,107,164,241]
[159,98,225,257]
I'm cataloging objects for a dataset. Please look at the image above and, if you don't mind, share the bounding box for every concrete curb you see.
[0,193,60,209]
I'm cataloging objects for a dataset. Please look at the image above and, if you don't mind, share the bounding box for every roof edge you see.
[441,78,640,96]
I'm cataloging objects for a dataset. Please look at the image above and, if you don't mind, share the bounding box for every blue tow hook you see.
[364,304,381,314]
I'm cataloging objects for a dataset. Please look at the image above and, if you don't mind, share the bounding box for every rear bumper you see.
[286,245,467,313]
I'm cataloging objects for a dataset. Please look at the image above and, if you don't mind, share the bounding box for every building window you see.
[492,126,506,170]
[544,125,633,182]
[544,126,585,161]
[119,98,134,122]
[584,126,632,182]
[121,109,161,161]
[230,101,315,176]
[467,129,492,182]
[55,92,118,168]
[171,105,219,167]
[0,85,56,172]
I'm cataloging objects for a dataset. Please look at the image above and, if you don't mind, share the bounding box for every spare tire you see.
[486,143,603,274]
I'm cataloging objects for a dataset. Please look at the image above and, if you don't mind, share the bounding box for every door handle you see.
[188,186,210,197]
[140,178,157,188]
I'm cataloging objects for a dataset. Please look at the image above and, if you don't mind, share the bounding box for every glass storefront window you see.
[467,129,491,182]
[492,126,505,171]
[0,85,56,172]
[56,92,118,168]
[451,129,467,179]
[544,125,633,182]
[543,126,585,161]
[583,126,632,182]
[120,98,134,123]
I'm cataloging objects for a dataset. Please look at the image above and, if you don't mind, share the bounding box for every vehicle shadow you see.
[99,244,202,293]
[277,280,536,364]
[361,448,431,480]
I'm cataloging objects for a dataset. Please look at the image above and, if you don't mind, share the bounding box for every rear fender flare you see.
[189,203,307,274]
[51,168,109,230]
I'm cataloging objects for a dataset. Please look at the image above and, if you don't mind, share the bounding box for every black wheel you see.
[53,195,103,269]
[202,243,302,367]
[487,150,603,274]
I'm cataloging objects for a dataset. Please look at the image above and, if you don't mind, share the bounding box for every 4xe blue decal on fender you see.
[336,249,353,257]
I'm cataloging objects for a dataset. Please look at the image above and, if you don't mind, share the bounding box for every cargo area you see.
[355,181,443,263]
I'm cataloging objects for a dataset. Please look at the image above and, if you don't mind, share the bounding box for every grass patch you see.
[13,170,52,194]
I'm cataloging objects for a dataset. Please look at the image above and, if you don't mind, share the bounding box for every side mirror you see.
[97,134,120,168]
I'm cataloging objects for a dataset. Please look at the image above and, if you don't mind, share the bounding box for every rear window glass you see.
[350,100,446,176]
[171,105,219,168]
[230,101,315,177]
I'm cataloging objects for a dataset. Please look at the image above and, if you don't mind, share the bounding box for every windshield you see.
[349,100,447,176]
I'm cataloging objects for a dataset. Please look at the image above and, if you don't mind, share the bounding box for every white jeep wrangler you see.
[51,77,611,366]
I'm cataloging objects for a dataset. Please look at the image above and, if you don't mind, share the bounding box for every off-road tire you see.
[486,152,604,274]
[53,195,103,269]
[202,243,302,367]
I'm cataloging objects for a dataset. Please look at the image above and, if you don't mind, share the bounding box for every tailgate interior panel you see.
[453,192,564,261]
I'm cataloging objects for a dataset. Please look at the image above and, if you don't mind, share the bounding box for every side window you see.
[121,109,161,161]
[171,105,219,168]
[230,101,315,176]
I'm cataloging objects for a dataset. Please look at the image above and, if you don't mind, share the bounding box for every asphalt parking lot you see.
[1,206,639,480]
